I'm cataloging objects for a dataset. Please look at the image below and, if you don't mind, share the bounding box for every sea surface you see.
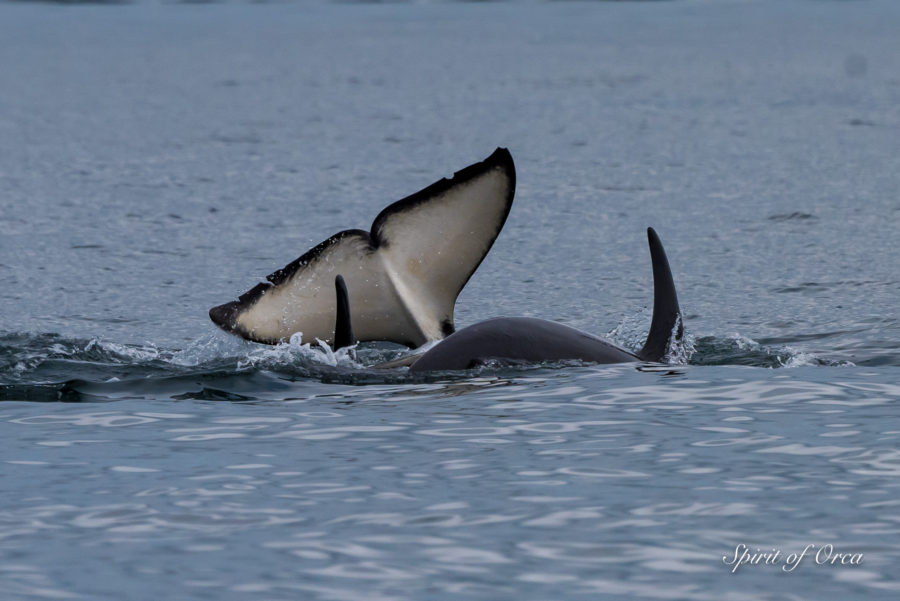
[1,1,899,600]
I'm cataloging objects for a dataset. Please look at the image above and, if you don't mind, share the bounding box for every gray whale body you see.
[333,227,684,372]
[408,316,640,371]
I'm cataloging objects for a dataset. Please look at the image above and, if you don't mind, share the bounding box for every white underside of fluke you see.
[236,233,417,345]
[220,149,515,347]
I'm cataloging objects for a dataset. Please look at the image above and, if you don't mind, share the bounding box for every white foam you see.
[83,338,161,362]
[665,320,695,366]
[726,333,855,368]
[234,332,362,372]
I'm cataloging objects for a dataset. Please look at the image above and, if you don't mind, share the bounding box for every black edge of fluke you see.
[209,301,242,336]
[370,147,515,250]
[637,227,683,363]
[333,275,355,351]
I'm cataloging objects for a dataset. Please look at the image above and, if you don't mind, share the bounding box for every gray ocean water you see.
[2,1,899,600]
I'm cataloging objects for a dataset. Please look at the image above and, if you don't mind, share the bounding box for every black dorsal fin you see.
[333,275,356,351]
[637,228,683,362]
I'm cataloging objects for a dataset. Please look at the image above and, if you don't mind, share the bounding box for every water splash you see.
[83,337,162,363]
[234,333,361,372]
[0,322,858,403]
[0,330,363,394]
[664,317,695,366]
[604,310,694,366]
[690,333,854,368]
[604,306,652,353]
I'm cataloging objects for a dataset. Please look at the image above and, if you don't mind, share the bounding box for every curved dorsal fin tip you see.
[646,226,661,249]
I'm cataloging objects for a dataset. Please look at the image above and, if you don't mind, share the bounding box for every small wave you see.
[690,333,854,368]
[0,331,362,392]
[82,338,162,363]
[0,323,859,403]
[768,212,817,222]
[168,331,359,371]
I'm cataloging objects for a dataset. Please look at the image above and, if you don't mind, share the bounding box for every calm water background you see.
[1,1,899,599]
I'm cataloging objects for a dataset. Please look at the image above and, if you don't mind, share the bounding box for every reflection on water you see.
[2,369,899,599]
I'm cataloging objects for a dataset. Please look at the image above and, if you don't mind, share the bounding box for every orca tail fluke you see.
[333,275,355,351]
[209,148,516,347]
[637,227,683,362]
